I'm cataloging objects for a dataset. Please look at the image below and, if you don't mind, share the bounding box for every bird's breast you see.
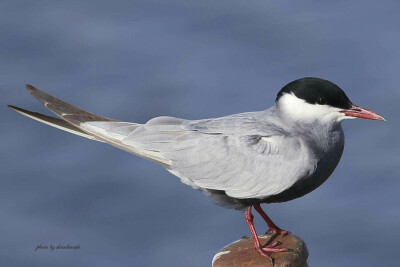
[263,127,345,203]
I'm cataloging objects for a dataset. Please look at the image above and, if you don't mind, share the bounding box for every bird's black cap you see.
[276,77,352,109]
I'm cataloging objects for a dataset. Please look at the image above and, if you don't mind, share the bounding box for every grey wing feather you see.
[125,112,316,199]
[25,84,116,125]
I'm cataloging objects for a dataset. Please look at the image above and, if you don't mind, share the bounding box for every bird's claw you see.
[266,241,282,248]
[254,241,300,266]
[255,245,293,265]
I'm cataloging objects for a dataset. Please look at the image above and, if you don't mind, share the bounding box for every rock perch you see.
[212,234,308,267]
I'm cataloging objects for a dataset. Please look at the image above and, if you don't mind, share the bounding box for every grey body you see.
[9,85,346,210]
[167,108,345,209]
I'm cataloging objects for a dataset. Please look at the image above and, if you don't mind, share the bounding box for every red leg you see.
[253,203,289,235]
[245,206,290,263]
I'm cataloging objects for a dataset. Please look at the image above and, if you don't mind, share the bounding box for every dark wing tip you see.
[22,84,115,124]
[25,84,36,93]
[7,105,29,114]
[7,104,18,111]
[8,104,34,115]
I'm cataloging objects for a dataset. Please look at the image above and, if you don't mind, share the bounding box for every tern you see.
[9,77,385,262]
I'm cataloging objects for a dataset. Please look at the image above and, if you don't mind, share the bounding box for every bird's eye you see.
[316,97,326,105]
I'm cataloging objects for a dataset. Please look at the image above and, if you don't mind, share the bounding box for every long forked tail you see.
[8,85,171,166]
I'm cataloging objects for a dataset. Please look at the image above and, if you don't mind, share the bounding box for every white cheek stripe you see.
[277,93,344,123]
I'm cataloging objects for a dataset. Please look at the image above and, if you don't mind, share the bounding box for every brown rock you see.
[212,234,308,267]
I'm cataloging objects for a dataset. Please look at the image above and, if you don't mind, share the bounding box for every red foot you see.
[256,242,291,260]
[245,206,294,264]
[253,203,290,236]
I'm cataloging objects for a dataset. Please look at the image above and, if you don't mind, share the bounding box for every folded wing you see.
[125,113,315,199]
